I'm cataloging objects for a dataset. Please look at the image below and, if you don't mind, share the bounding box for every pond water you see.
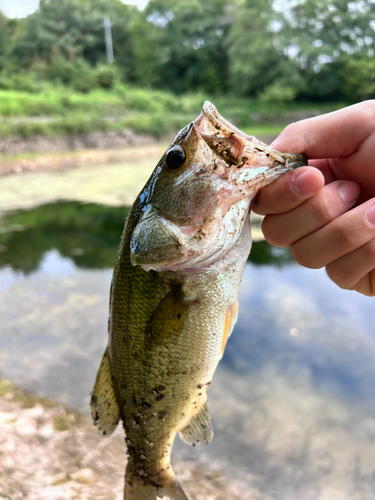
[0,201,374,500]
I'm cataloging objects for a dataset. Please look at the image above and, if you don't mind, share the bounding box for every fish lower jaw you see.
[139,240,238,274]
[137,199,251,274]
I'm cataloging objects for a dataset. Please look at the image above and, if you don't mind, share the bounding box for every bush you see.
[94,64,121,90]
[342,57,375,100]
[0,72,43,93]
[258,82,297,103]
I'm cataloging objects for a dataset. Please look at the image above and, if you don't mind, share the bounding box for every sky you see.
[0,0,149,18]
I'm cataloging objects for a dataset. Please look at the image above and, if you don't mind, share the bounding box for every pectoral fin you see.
[146,286,192,344]
[179,400,213,446]
[91,347,120,436]
[220,301,238,358]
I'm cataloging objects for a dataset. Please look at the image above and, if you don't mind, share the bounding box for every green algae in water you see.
[0,201,293,274]
[0,202,130,273]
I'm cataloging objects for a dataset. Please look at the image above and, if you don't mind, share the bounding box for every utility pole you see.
[103,16,114,63]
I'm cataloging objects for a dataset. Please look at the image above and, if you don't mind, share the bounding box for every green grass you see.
[0,84,346,140]
[242,125,284,137]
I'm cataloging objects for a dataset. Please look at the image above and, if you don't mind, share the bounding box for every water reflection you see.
[0,202,130,273]
[0,202,293,274]
[0,202,374,499]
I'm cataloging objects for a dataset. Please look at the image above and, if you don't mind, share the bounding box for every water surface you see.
[0,201,374,500]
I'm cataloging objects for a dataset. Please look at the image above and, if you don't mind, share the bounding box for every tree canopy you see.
[0,0,374,101]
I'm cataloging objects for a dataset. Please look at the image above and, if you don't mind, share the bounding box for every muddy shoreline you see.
[0,130,277,177]
[0,130,163,176]
[0,378,245,500]
[0,129,157,156]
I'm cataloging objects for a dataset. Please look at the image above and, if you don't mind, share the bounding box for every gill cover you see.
[130,205,184,271]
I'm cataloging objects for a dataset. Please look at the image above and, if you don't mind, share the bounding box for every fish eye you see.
[165,146,186,170]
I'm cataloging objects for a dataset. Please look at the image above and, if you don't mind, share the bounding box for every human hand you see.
[253,100,375,296]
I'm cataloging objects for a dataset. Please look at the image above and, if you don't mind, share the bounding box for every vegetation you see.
[0,0,373,139]
[0,84,343,139]
[0,201,293,273]
[1,0,374,99]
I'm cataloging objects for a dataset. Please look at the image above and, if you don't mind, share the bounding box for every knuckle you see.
[362,238,375,261]
[310,195,336,226]
[290,241,321,269]
[325,262,351,290]
[369,271,375,297]
[330,223,356,251]
[261,217,289,247]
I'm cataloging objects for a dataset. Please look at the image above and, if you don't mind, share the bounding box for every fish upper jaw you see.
[196,101,308,197]
[200,100,307,166]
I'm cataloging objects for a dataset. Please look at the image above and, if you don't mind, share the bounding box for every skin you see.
[253,100,375,297]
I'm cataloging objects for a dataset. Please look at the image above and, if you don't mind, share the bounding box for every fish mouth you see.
[196,101,307,170]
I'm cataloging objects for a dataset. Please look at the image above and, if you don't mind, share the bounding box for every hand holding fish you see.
[254,100,375,297]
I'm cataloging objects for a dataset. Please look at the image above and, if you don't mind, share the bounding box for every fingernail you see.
[365,203,375,227]
[338,181,360,204]
[291,170,322,195]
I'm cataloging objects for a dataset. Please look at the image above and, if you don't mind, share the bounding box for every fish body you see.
[91,102,307,499]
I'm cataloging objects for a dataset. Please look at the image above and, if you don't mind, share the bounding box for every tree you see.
[0,12,7,70]
[228,0,281,96]
[7,0,138,73]
[341,55,375,99]
[135,0,239,93]
[276,0,375,99]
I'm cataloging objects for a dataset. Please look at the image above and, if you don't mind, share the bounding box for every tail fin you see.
[124,463,189,500]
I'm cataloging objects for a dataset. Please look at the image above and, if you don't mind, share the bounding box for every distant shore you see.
[0,140,167,178]
[0,131,279,177]
[0,130,160,176]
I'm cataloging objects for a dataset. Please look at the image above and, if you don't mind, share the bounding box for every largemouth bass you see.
[91,102,307,500]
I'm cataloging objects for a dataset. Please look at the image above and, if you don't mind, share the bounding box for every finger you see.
[261,180,361,247]
[253,167,324,215]
[270,100,375,159]
[308,159,337,184]
[350,270,375,297]
[325,238,375,296]
[290,199,375,269]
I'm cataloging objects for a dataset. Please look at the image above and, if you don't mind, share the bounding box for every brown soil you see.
[0,129,157,157]
[0,379,246,500]
[0,144,166,177]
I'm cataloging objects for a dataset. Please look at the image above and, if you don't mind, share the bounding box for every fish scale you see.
[91,101,307,499]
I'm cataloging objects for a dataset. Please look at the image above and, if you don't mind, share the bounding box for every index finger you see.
[253,166,324,215]
[270,100,375,160]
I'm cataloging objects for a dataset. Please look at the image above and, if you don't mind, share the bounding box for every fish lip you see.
[197,101,308,169]
[285,154,309,169]
[200,101,250,140]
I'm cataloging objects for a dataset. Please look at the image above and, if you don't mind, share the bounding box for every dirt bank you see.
[0,378,246,500]
[0,139,165,177]
[0,129,157,156]
[0,144,167,177]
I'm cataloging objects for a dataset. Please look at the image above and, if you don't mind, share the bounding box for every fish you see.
[90,101,307,500]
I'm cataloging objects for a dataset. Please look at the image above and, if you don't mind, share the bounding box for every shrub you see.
[342,57,375,100]
[258,82,297,103]
[94,64,121,90]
